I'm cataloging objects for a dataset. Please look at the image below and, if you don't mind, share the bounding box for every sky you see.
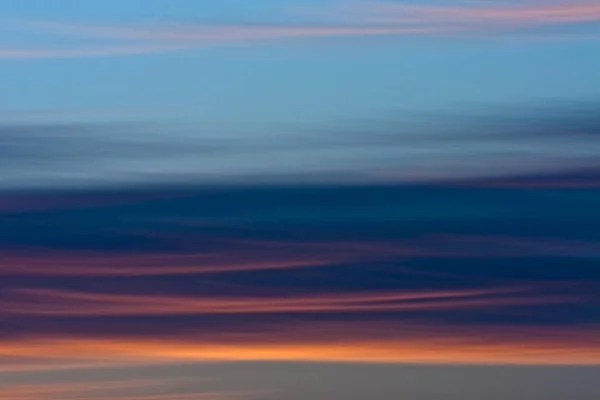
[1,1,600,399]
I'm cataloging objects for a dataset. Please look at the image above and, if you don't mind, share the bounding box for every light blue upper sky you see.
[1,0,600,188]
[2,0,600,123]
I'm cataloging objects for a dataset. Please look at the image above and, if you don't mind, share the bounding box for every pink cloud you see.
[3,1,598,59]
[1,234,595,277]
[4,284,566,317]
[355,1,600,27]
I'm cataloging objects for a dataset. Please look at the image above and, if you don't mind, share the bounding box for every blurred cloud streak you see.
[4,284,572,316]
[2,0,600,59]
[1,101,599,189]
[2,321,600,366]
[356,1,600,27]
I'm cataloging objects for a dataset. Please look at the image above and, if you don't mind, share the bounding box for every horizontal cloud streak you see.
[359,1,600,26]
[0,252,346,277]
[4,285,569,316]
[24,0,600,43]
[3,0,600,59]
[3,321,600,365]
[3,21,437,60]
[1,102,600,189]
[1,234,597,277]
[23,20,439,41]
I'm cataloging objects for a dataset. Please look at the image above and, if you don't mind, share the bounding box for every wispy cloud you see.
[21,19,439,41]
[0,232,597,280]
[0,251,345,277]
[4,284,568,316]
[2,1,599,59]
[355,1,600,27]
[2,20,437,60]
[1,102,599,189]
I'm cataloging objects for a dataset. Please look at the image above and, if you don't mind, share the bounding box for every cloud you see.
[4,284,571,317]
[3,0,600,60]
[356,1,600,27]
[1,101,600,190]
[0,233,597,280]
[0,102,598,378]
[2,20,437,60]
[22,19,439,41]
[2,320,600,365]
[23,1,600,44]
[0,250,348,277]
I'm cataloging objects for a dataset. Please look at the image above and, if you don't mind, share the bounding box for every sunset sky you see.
[1,1,600,399]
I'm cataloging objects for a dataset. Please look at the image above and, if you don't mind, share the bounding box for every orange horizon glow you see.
[2,333,600,368]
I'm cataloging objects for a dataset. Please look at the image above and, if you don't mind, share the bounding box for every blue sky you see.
[2,0,600,128]
[2,0,600,188]
[1,1,600,399]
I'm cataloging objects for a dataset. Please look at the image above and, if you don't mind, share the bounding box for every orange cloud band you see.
[3,323,600,366]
